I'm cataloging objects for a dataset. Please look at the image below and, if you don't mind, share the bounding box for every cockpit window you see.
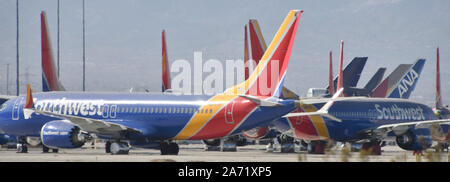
[0,102,6,111]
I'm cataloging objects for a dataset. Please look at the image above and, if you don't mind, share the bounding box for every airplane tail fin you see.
[248,19,268,65]
[328,51,334,94]
[336,41,344,91]
[244,25,250,80]
[41,11,65,92]
[363,67,386,92]
[371,59,425,99]
[326,57,367,93]
[226,10,303,98]
[436,47,443,108]
[161,30,171,92]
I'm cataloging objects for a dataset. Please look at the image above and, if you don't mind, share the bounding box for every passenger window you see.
[209,109,213,114]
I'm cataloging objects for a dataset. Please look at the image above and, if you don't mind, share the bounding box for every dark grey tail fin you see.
[364,67,386,92]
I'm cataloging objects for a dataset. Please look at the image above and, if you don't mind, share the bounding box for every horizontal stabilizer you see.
[287,88,344,122]
[238,95,283,107]
[284,110,342,122]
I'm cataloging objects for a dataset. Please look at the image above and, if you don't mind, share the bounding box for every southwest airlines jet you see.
[279,58,450,154]
[0,10,303,155]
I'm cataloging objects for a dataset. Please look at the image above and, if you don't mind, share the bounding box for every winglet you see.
[25,84,34,109]
[24,84,35,119]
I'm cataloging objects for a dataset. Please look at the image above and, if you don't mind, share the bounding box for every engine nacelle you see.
[40,120,88,149]
[396,128,432,151]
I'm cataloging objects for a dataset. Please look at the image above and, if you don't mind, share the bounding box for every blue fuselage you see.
[271,98,437,142]
[0,92,296,141]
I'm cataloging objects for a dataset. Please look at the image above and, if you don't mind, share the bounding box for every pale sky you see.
[0,0,449,106]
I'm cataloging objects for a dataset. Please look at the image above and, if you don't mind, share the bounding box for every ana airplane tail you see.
[41,11,65,92]
[227,10,303,98]
[161,30,171,92]
[371,59,425,99]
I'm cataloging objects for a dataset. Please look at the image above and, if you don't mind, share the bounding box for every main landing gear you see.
[160,141,179,155]
[16,136,28,153]
[105,141,130,155]
[278,135,295,153]
[42,145,59,153]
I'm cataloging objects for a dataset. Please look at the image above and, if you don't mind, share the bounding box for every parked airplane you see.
[433,47,450,119]
[431,47,450,150]
[243,19,367,152]
[275,58,450,155]
[0,10,304,155]
[275,59,420,153]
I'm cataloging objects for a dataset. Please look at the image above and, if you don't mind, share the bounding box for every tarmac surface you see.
[1,143,449,162]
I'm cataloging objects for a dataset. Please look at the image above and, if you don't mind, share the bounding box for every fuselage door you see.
[102,105,109,118]
[224,100,235,124]
[110,105,117,118]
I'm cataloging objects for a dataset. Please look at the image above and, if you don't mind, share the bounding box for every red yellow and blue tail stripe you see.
[173,10,303,140]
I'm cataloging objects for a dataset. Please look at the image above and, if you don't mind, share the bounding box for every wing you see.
[28,108,141,138]
[375,119,450,136]
[23,84,141,138]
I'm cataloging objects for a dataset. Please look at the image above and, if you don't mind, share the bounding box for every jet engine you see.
[396,128,432,151]
[40,120,90,149]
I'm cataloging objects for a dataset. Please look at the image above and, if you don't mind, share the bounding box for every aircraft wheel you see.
[110,142,129,155]
[16,137,28,153]
[42,145,50,153]
[160,142,179,155]
[105,141,111,153]
[16,143,28,153]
